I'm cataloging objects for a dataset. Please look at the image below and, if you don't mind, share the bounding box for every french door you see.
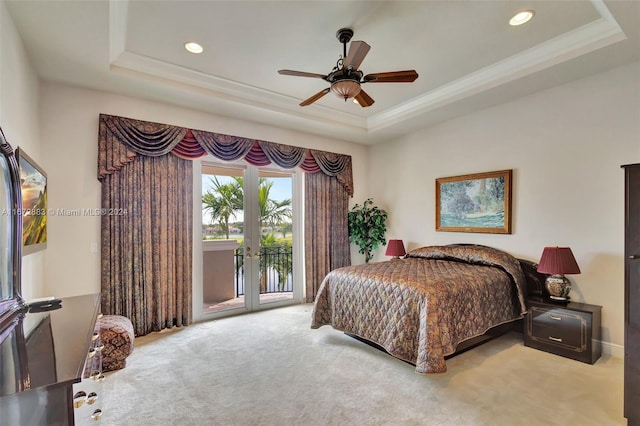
[201,160,302,316]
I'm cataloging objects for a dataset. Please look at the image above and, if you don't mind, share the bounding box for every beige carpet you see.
[100,304,624,425]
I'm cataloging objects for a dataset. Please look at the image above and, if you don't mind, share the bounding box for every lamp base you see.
[545,274,571,301]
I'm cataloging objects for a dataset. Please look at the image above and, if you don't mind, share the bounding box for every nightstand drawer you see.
[524,299,601,364]
[529,307,585,350]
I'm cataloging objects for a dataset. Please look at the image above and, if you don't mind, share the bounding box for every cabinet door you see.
[624,164,640,423]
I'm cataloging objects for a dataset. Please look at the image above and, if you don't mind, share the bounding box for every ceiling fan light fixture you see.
[509,9,535,26]
[330,80,361,101]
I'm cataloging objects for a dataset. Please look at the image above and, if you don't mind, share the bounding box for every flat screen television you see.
[15,148,47,256]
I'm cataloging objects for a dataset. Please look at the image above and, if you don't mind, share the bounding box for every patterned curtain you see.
[98,114,353,335]
[98,114,354,197]
[101,155,192,336]
[304,172,351,302]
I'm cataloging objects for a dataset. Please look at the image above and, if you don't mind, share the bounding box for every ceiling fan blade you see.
[278,69,328,79]
[300,88,331,106]
[343,41,371,70]
[354,89,375,107]
[363,70,419,83]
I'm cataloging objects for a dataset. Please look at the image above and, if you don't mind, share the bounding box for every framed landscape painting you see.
[16,148,47,255]
[436,169,512,234]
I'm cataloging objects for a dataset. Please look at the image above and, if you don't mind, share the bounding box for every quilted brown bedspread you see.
[310,245,528,373]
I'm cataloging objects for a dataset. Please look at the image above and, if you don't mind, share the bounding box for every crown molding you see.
[367,0,625,133]
[109,0,128,63]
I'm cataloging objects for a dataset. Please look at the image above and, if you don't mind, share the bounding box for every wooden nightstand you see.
[524,298,602,364]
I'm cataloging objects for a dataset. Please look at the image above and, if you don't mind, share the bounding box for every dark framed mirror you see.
[0,127,26,339]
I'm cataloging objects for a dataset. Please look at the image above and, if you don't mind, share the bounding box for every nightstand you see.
[524,298,602,364]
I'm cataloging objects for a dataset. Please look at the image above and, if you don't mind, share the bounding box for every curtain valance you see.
[98,114,353,196]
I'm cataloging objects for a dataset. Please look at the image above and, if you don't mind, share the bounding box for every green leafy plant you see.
[348,198,388,263]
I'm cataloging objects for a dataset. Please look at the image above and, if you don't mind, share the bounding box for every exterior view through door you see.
[201,163,296,314]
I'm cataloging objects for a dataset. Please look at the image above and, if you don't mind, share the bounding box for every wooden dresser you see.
[623,164,640,425]
[0,293,102,425]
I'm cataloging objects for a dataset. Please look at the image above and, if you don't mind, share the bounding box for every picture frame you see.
[15,148,47,255]
[436,169,512,234]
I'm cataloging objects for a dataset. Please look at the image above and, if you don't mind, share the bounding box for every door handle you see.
[630,255,640,259]
[245,247,260,258]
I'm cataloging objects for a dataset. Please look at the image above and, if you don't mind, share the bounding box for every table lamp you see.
[385,240,406,259]
[536,246,581,301]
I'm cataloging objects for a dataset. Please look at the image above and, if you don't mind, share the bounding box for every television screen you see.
[15,148,47,255]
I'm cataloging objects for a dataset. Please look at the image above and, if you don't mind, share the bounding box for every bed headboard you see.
[517,258,548,297]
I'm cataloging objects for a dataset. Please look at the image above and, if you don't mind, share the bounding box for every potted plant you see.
[347,198,388,263]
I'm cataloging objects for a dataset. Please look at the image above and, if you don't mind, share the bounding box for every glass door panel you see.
[201,164,247,314]
[256,170,294,305]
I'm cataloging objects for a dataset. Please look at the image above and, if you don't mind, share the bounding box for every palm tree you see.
[202,177,242,239]
[258,180,292,232]
[230,177,292,232]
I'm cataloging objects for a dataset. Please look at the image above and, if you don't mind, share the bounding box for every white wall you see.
[0,2,44,301]
[368,61,640,354]
[39,82,369,309]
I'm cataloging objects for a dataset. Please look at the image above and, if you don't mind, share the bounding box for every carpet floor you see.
[100,304,624,426]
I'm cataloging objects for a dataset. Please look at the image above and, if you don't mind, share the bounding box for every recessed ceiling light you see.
[184,42,203,54]
[509,9,535,26]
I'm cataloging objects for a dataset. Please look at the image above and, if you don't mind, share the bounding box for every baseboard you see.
[601,340,624,358]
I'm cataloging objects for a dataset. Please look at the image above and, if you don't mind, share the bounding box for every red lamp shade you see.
[385,239,406,258]
[537,247,581,275]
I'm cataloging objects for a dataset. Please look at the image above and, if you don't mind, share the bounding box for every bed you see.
[310,244,546,374]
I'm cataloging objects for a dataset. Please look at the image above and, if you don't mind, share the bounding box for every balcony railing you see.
[234,246,293,296]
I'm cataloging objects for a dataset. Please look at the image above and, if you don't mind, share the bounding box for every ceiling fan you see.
[278,28,418,108]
